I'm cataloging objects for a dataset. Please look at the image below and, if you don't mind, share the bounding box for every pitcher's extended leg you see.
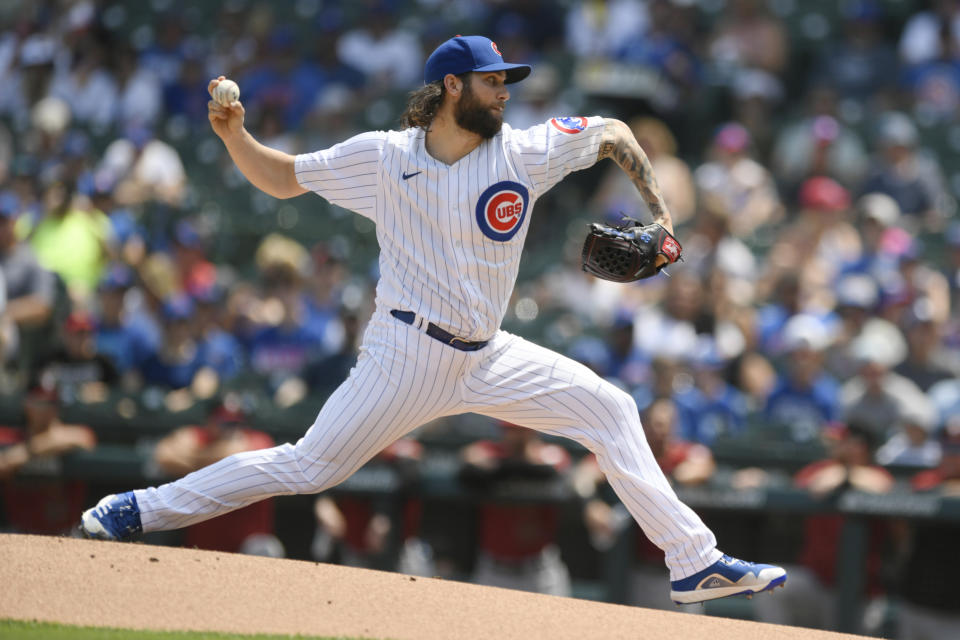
[85,316,467,537]
[461,332,720,580]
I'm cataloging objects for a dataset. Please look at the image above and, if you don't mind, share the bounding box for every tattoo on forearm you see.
[598,120,672,228]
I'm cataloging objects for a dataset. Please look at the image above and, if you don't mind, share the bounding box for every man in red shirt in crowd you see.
[312,438,433,576]
[152,397,281,556]
[460,421,572,596]
[0,378,96,534]
[894,419,960,639]
[753,422,894,631]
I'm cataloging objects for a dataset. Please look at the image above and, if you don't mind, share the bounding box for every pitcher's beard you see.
[454,83,503,139]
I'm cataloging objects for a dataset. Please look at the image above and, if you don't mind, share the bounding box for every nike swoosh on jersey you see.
[402,170,423,180]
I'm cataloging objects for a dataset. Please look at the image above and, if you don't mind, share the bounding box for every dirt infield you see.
[1,534,867,640]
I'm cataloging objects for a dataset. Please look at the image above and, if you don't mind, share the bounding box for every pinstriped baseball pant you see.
[135,311,721,580]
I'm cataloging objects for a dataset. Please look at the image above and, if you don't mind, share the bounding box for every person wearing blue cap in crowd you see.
[192,283,245,383]
[84,34,787,605]
[138,294,208,390]
[93,263,158,378]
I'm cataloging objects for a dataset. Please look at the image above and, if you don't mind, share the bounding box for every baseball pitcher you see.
[82,35,786,605]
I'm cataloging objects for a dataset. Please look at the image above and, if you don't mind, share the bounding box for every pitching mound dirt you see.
[1,534,866,640]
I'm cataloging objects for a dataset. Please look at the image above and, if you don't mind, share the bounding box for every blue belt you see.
[390,309,489,351]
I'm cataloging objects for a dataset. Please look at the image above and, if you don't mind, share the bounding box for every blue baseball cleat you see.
[80,492,143,541]
[670,554,787,604]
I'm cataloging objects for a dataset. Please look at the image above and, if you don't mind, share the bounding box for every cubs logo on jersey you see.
[550,117,588,134]
[475,180,529,241]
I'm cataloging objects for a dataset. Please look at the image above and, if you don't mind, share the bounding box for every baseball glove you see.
[581,217,682,282]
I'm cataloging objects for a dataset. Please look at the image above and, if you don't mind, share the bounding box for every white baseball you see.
[214,79,240,106]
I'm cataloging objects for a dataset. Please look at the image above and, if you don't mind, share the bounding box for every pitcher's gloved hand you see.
[581,218,682,282]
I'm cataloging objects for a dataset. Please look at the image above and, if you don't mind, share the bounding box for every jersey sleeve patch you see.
[549,117,589,134]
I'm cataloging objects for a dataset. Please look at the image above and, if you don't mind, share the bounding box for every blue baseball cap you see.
[98,263,135,291]
[424,35,531,85]
[0,191,19,219]
[161,294,195,321]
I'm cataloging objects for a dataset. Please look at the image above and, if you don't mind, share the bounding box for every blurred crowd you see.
[2,0,960,636]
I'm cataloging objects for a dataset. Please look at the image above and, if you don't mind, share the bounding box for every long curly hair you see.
[399,73,469,130]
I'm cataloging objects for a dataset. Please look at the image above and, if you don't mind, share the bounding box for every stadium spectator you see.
[113,44,163,129]
[890,239,952,326]
[811,0,897,103]
[192,284,245,383]
[859,111,955,230]
[946,222,960,310]
[336,9,423,90]
[633,269,708,362]
[895,419,960,640]
[460,422,572,596]
[680,204,757,296]
[88,173,147,269]
[163,48,213,129]
[894,298,957,391]
[732,349,778,413]
[841,320,929,442]
[694,122,783,238]
[823,274,881,381]
[504,64,575,131]
[875,394,941,468]
[764,314,840,443]
[304,305,362,394]
[764,177,861,299]
[707,0,788,79]
[0,27,57,125]
[97,124,187,206]
[304,241,351,342]
[26,179,112,300]
[770,88,870,193]
[93,264,157,378]
[753,422,894,632]
[34,309,119,401]
[139,13,188,88]
[0,377,96,534]
[616,0,702,110]
[599,310,648,389]
[246,235,333,388]
[47,38,117,131]
[564,0,649,62]
[673,341,748,446]
[0,191,56,364]
[754,271,804,355]
[171,220,217,298]
[840,193,902,282]
[288,32,366,130]
[139,295,213,391]
[312,438,433,576]
[153,397,283,557]
[899,0,960,65]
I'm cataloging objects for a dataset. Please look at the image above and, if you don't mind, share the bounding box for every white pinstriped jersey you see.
[134,114,725,581]
[295,116,606,341]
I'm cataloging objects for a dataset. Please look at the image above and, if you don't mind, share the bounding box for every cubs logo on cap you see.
[424,35,532,85]
[475,180,529,241]
[550,117,588,134]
